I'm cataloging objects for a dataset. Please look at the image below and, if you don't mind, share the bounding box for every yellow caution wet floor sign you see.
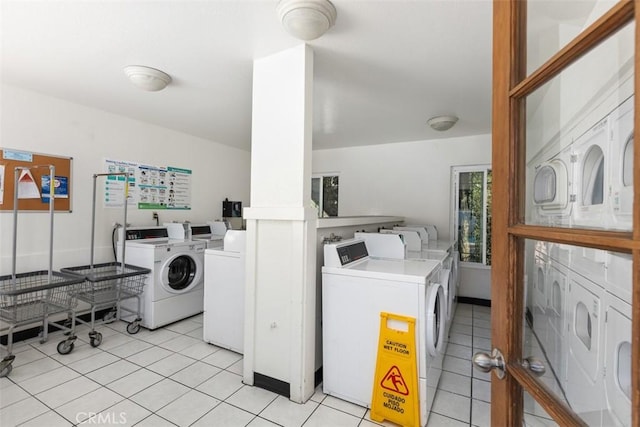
[371,312,419,427]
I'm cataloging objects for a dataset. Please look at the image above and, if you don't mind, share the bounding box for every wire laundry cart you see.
[0,166,84,377]
[61,173,150,347]
[0,271,84,376]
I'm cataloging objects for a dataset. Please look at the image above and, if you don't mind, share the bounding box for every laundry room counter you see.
[316,215,403,229]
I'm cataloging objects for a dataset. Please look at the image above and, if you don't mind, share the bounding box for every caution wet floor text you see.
[370,312,419,427]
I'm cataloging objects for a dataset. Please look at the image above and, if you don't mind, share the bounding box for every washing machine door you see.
[612,132,634,220]
[440,269,453,322]
[161,252,203,294]
[452,251,460,290]
[533,159,568,210]
[426,282,445,357]
[604,305,631,425]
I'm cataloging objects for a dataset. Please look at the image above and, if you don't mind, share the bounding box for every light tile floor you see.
[0,304,557,426]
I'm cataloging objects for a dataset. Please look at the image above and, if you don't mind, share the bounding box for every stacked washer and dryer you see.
[118,225,206,330]
[322,238,447,427]
[528,96,633,426]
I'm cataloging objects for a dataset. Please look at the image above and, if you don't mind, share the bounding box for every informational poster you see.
[41,175,69,203]
[103,159,191,210]
[165,167,192,210]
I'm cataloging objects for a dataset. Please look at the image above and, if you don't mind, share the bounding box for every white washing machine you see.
[545,262,568,396]
[603,291,632,426]
[165,222,191,240]
[608,95,634,231]
[118,227,206,330]
[548,241,571,269]
[354,232,455,330]
[531,144,573,227]
[531,242,549,351]
[565,271,606,419]
[380,229,422,251]
[203,230,246,354]
[394,226,430,245]
[571,114,610,229]
[191,223,225,249]
[605,251,632,304]
[405,224,438,241]
[322,239,444,427]
[570,246,607,287]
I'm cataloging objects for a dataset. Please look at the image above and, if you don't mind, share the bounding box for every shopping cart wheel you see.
[126,321,141,335]
[103,310,117,324]
[89,332,103,348]
[57,340,75,355]
[0,356,15,377]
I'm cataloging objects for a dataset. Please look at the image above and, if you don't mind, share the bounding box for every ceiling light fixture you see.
[427,115,459,132]
[277,0,337,41]
[123,65,172,91]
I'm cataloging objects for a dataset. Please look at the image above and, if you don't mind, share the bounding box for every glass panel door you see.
[490,0,637,425]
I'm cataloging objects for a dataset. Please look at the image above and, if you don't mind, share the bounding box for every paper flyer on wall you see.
[17,169,41,199]
[41,175,69,202]
[0,165,4,205]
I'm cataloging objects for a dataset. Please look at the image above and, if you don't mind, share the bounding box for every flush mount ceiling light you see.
[427,115,459,132]
[123,65,172,91]
[277,0,337,41]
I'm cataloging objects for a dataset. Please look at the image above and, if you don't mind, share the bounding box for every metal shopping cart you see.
[61,173,150,347]
[0,166,84,377]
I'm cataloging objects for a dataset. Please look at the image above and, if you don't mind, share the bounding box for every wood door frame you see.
[492,0,639,425]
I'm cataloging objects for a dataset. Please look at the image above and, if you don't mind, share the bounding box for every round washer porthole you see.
[164,255,197,291]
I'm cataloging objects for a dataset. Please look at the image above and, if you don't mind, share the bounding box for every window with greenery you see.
[311,174,339,217]
[453,166,492,266]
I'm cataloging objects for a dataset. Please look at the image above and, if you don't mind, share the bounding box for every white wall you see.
[312,133,493,299]
[0,84,251,274]
[313,134,492,241]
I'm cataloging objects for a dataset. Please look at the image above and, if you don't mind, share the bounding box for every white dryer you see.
[531,242,549,351]
[603,291,632,426]
[118,227,206,330]
[565,271,606,420]
[605,251,632,304]
[531,144,573,227]
[322,239,444,427]
[609,95,634,231]
[545,262,569,396]
[571,114,610,229]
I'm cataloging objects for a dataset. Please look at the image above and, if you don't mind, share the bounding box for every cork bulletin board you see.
[0,148,72,212]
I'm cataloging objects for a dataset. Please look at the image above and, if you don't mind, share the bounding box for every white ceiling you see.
[1,0,493,151]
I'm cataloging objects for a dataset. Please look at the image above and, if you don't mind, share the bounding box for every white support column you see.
[243,44,317,403]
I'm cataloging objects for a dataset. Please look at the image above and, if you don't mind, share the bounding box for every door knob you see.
[472,348,506,379]
[522,356,546,377]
